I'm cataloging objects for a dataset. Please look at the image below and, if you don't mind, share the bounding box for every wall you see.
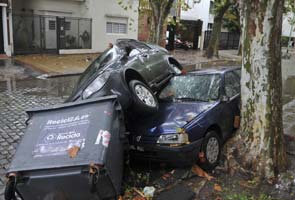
[12,0,139,53]
[87,0,139,52]
[282,12,295,38]
[180,0,212,33]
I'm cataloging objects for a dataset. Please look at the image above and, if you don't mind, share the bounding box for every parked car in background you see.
[67,39,183,114]
[129,67,241,170]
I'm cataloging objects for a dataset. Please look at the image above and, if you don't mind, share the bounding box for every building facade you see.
[0,0,139,56]
[180,0,239,50]
[0,0,12,56]
[282,12,295,39]
[180,0,214,50]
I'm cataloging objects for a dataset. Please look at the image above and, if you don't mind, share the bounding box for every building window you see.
[106,22,127,34]
[65,22,71,31]
[49,20,56,30]
[209,1,214,14]
[207,23,213,30]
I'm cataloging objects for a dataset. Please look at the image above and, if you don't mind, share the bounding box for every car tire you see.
[128,80,159,114]
[198,130,221,171]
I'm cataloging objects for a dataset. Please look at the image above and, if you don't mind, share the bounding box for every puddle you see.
[0,76,79,98]
[184,60,241,72]
[0,59,41,81]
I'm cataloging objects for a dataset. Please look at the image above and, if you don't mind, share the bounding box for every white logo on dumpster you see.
[95,130,111,147]
[46,134,55,141]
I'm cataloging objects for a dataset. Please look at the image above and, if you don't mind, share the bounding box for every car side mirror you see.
[221,95,230,103]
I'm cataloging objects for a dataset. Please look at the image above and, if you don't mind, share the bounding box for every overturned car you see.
[67,39,183,114]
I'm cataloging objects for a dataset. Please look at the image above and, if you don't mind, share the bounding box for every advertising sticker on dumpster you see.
[33,114,90,158]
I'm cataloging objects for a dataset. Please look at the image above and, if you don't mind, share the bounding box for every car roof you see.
[187,66,241,75]
[116,39,151,50]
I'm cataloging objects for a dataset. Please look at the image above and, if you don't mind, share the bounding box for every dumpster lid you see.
[8,95,122,172]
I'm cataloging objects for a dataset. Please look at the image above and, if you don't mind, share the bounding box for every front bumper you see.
[130,139,203,165]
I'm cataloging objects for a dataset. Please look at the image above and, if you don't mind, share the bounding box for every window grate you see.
[106,22,127,34]
[48,20,56,30]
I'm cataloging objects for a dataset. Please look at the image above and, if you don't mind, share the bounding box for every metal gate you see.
[203,31,240,50]
[13,14,92,55]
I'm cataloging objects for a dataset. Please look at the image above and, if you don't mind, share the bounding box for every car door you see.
[142,49,171,87]
[219,70,241,137]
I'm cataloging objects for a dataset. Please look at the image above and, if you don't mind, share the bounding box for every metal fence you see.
[13,14,92,55]
[203,31,240,50]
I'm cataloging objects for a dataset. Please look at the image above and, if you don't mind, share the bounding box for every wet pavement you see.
[0,57,294,199]
[0,60,79,199]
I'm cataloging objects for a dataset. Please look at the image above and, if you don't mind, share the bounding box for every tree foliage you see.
[223,3,240,33]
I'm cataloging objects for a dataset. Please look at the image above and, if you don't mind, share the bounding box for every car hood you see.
[130,101,217,137]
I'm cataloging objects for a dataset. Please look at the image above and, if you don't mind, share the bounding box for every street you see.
[0,53,294,199]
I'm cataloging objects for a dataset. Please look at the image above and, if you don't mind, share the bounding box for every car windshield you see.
[159,74,221,102]
[77,46,118,85]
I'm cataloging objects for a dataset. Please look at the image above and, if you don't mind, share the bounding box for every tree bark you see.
[205,0,232,59]
[149,0,174,45]
[237,0,243,56]
[240,0,287,179]
[206,16,223,58]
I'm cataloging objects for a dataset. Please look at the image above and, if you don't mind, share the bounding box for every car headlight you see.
[157,133,189,144]
[82,72,111,99]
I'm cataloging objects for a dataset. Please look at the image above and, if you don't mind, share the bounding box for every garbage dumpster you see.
[5,95,126,200]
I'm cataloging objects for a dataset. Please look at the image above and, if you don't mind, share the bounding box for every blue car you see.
[128,67,241,170]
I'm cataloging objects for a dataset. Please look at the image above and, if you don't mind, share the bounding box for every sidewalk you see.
[14,53,99,76]
[12,50,242,77]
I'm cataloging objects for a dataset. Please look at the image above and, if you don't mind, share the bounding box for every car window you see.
[225,71,240,98]
[77,47,117,85]
[159,74,221,102]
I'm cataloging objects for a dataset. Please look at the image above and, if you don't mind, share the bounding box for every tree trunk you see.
[237,35,242,55]
[237,0,243,56]
[205,1,232,59]
[149,0,174,45]
[240,0,287,179]
[206,16,223,58]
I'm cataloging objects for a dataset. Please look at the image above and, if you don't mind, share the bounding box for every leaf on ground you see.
[132,187,146,198]
[132,195,146,200]
[215,196,222,200]
[191,165,214,181]
[214,184,222,192]
[67,145,80,158]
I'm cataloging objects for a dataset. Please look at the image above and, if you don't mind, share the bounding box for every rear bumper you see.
[130,139,203,165]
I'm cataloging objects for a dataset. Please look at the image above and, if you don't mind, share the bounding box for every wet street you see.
[0,57,295,199]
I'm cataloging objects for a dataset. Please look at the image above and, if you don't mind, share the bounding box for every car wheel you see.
[198,130,221,171]
[129,80,159,114]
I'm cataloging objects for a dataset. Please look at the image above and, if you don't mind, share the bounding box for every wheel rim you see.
[134,84,156,107]
[205,137,219,164]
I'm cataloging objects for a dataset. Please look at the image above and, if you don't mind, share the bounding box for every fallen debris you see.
[213,184,222,192]
[191,165,214,181]
[143,186,156,198]
[67,145,80,158]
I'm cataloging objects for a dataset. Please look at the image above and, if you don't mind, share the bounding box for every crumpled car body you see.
[67,39,182,110]
[129,67,241,168]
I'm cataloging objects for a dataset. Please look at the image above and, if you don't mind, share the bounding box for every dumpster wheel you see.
[89,167,100,193]
[5,175,22,200]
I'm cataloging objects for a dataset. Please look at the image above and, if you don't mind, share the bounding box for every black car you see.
[67,39,183,114]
